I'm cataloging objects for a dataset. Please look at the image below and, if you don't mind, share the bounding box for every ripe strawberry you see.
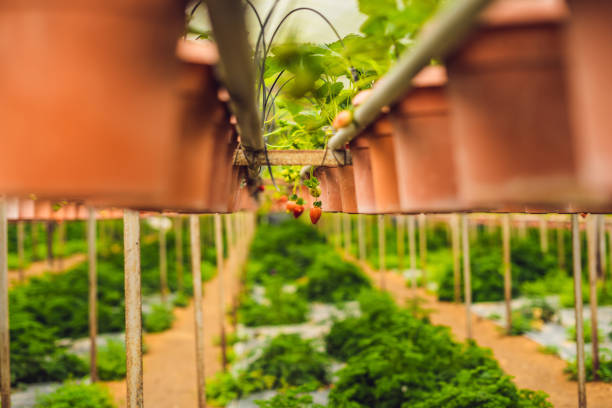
[257,185,265,192]
[580,212,588,219]
[310,206,322,224]
[332,110,353,130]
[292,204,304,218]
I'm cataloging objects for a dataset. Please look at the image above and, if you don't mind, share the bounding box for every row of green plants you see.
[209,217,551,407]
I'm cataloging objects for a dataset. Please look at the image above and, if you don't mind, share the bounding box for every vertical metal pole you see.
[586,216,600,380]
[174,217,184,293]
[597,215,606,282]
[451,214,461,303]
[357,215,366,262]
[214,214,227,371]
[409,215,417,292]
[540,216,549,253]
[123,209,143,408]
[502,214,512,335]
[462,214,472,340]
[159,219,168,305]
[343,214,351,254]
[572,214,587,408]
[377,214,386,290]
[17,221,24,282]
[0,198,11,408]
[418,214,427,287]
[88,208,98,382]
[397,215,405,273]
[557,221,566,271]
[190,215,206,408]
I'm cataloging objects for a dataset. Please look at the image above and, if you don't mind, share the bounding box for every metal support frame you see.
[123,209,143,408]
[462,214,472,340]
[214,214,227,371]
[587,216,600,380]
[572,214,587,408]
[88,208,98,382]
[190,215,206,408]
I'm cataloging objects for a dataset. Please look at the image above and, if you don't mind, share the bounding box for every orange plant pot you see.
[336,166,358,213]
[316,168,343,212]
[0,1,184,201]
[359,118,401,214]
[389,66,461,213]
[565,0,612,197]
[6,198,19,221]
[34,201,52,220]
[446,0,579,209]
[18,200,35,220]
[348,138,377,214]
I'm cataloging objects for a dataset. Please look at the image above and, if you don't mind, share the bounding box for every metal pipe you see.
[88,208,98,382]
[572,214,587,408]
[378,215,386,290]
[0,198,11,408]
[451,214,461,303]
[328,0,493,150]
[159,218,168,305]
[502,214,512,335]
[123,209,143,408]
[214,214,227,370]
[462,213,472,340]
[190,215,206,408]
[597,214,606,282]
[587,216,599,380]
[174,217,184,293]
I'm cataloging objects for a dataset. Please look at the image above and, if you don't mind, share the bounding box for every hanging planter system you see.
[315,167,343,213]
[348,137,378,214]
[446,0,584,210]
[389,66,462,213]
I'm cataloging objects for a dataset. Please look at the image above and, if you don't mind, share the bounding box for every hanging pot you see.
[6,198,19,221]
[348,137,377,214]
[316,167,343,212]
[336,166,358,213]
[359,118,401,214]
[34,201,52,220]
[18,199,35,220]
[447,0,583,209]
[0,0,185,201]
[564,0,612,199]
[389,66,462,213]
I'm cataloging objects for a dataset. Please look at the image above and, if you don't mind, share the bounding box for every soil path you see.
[348,254,612,408]
[106,242,247,408]
[8,253,87,288]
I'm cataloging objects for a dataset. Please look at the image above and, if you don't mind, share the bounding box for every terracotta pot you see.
[565,0,612,197]
[18,199,35,220]
[0,0,184,201]
[389,66,462,213]
[76,205,89,220]
[348,137,377,214]
[34,201,52,220]
[299,185,314,211]
[446,0,582,209]
[316,168,343,212]
[336,166,358,213]
[6,198,19,221]
[62,204,78,220]
[360,118,401,213]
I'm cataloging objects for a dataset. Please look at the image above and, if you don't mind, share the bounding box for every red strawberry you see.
[332,110,353,130]
[310,207,322,224]
[258,185,265,192]
[286,200,297,213]
[292,204,304,218]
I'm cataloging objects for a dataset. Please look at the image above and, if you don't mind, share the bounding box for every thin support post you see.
[159,219,168,305]
[214,214,227,371]
[174,217,184,293]
[502,214,512,335]
[343,214,351,255]
[377,215,386,290]
[123,209,143,408]
[557,222,566,271]
[88,208,98,382]
[597,215,606,282]
[225,214,234,252]
[587,216,600,380]
[572,214,587,408]
[408,215,417,293]
[17,221,24,282]
[334,214,342,249]
[31,221,39,261]
[397,216,405,273]
[0,198,10,408]
[518,219,527,240]
[357,215,366,262]
[190,215,206,408]
[462,214,472,340]
[224,214,238,327]
[540,217,549,253]
[57,221,66,272]
[451,214,461,303]
[418,214,427,287]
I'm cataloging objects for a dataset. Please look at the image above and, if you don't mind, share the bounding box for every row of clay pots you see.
[340,0,612,214]
[5,198,124,221]
[0,0,245,214]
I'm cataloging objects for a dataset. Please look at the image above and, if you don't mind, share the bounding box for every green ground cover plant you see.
[35,382,116,408]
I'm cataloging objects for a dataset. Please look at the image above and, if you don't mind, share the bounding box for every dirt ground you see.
[8,253,86,288]
[106,244,246,408]
[352,255,612,408]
